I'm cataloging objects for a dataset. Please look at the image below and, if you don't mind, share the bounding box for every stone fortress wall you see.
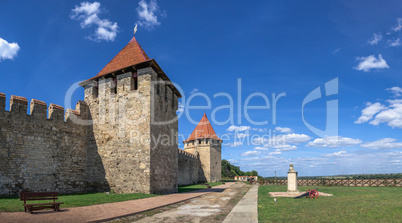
[149,68,179,193]
[0,35,221,196]
[177,148,199,185]
[0,67,216,196]
[0,93,108,196]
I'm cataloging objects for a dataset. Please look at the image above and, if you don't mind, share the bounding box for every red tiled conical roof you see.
[80,34,182,98]
[91,36,151,79]
[184,113,221,142]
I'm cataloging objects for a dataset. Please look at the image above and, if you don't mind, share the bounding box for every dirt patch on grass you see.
[269,191,333,197]
[108,182,251,223]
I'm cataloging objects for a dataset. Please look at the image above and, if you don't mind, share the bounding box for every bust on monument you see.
[289,163,295,172]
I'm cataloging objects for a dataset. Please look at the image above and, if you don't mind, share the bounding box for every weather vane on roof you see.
[134,24,138,36]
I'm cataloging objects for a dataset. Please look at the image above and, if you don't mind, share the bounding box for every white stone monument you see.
[287,163,300,195]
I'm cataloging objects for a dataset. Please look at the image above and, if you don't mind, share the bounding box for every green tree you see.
[250,170,258,176]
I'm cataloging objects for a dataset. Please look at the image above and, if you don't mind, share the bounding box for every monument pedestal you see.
[287,164,300,195]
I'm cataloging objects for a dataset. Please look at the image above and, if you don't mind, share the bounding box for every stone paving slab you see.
[0,182,234,223]
[222,184,258,223]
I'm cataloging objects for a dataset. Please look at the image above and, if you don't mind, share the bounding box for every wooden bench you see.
[20,192,64,214]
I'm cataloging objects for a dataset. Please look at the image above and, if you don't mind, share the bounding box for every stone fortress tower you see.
[79,34,181,194]
[0,32,222,196]
[183,113,222,183]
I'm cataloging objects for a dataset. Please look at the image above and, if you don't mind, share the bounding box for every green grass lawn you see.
[259,185,402,223]
[0,192,157,212]
[178,182,223,193]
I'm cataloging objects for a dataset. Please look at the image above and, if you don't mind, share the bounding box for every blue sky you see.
[1,0,402,177]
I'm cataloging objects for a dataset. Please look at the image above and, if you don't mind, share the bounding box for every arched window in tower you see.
[131,72,138,90]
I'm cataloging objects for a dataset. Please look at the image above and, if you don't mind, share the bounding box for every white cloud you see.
[306,136,362,148]
[274,127,293,134]
[252,137,266,145]
[241,151,261,157]
[176,102,184,113]
[281,133,311,144]
[269,151,281,155]
[368,33,382,45]
[226,125,250,132]
[254,146,269,151]
[368,99,402,128]
[136,0,164,30]
[0,38,20,62]
[332,48,340,55]
[386,87,402,97]
[241,155,284,162]
[230,141,243,147]
[253,133,311,145]
[70,1,118,42]
[361,138,402,149]
[321,151,347,157]
[355,102,387,124]
[227,159,239,164]
[271,144,297,151]
[251,128,266,132]
[388,38,401,47]
[236,133,249,139]
[189,88,199,94]
[392,18,402,32]
[356,98,402,128]
[354,54,389,72]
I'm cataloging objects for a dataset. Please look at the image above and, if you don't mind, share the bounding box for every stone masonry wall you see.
[83,67,180,194]
[209,141,222,182]
[197,140,212,182]
[149,68,179,194]
[84,70,153,194]
[184,139,221,183]
[177,149,199,185]
[0,94,107,196]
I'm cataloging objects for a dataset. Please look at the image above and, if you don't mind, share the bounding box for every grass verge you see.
[258,185,402,223]
[178,182,223,193]
[0,192,157,212]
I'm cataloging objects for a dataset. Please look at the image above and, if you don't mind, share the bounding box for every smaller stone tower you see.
[183,113,222,182]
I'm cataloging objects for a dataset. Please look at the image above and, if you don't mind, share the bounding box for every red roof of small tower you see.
[184,113,222,142]
[92,36,150,79]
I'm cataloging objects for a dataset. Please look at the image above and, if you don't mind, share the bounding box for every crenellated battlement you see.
[0,93,5,113]
[0,93,89,124]
[30,99,47,119]
[178,148,197,159]
[0,93,95,196]
[177,148,199,185]
[10,95,28,114]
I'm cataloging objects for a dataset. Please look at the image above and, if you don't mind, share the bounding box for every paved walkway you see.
[222,184,259,223]
[0,183,234,223]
